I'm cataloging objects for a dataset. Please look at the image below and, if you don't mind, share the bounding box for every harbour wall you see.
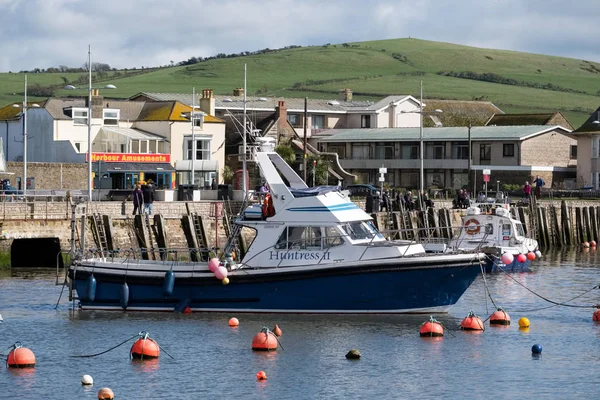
[1,199,599,262]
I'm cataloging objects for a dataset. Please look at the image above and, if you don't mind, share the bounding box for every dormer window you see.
[72,108,88,125]
[103,109,119,126]
[191,110,205,128]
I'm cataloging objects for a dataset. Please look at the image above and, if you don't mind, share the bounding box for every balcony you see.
[339,159,469,170]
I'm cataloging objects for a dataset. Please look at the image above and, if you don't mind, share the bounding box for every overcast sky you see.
[1,0,599,72]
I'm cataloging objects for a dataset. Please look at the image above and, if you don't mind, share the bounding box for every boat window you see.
[485,224,493,234]
[502,224,511,235]
[280,227,322,249]
[343,221,376,240]
[324,226,344,247]
[515,223,525,237]
[288,227,305,249]
[275,229,288,249]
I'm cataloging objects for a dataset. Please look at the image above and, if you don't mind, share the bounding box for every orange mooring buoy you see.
[97,387,115,400]
[229,317,240,327]
[7,343,36,368]
[272,323,282,337]
[419,316,444,337]
[489,308,511,326]
[252,327,278,351]
[256,370,267,380]
[460,311,485,331]
[593,309,600,322]
[130,332,160,360]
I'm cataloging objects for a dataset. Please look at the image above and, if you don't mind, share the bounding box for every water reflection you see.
[131,358,160,373]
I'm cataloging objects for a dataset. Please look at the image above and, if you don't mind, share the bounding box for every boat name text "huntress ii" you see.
[269,251,331,260]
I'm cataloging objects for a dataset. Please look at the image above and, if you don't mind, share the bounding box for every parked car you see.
[345,184,379,197]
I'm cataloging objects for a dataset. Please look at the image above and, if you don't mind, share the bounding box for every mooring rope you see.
[496,263,600,311]
[70,334,139,358]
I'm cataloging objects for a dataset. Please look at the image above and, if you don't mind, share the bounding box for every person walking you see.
[533,175,545,199]
[523,181,532,199]
[142,180,155,215]
[132,184,144,215]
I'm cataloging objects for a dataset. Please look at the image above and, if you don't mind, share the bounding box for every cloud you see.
[0,0,599,72]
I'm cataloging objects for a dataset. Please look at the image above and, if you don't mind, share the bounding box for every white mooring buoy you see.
[81,374,93,385]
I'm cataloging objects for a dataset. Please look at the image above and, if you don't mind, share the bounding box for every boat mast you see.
[242,64,247,199]
[191,87,195,187]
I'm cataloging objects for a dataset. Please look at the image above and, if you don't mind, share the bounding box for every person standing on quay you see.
[533,175,545,199]
[142,180,155,215]
[132,183,144,215]
[523,181,531,200]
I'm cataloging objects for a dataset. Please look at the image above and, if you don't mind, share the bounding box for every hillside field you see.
[2,38,599,127]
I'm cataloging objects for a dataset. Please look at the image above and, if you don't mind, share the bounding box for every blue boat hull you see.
[485,256,532,273]
[69,262,481,313]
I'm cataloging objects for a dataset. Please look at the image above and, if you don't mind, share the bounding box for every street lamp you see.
[400,81,442,194]
[65,45,116,201]
[12,75,40,200]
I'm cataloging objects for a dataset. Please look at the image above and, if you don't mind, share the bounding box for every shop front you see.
[91,153,175,190]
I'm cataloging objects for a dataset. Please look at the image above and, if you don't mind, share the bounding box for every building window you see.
[351,144,370,160]
[103,109,119,126]
[451,142,469,159]
[375,143,394,159]
[361,115,371,128]
[570,145,577,159]
[425,142,445,159]
[328,144,346,159]
[426,170,445,188]
[312,115,325,129]
[400,144,418,159]
[288,114,301,127]
[503,143,515,157]
[187,138,211,160]
[74,142,81,152]
[191,111,204,128]
[72,108,88,125]
[480,144,491,161]
[451,170,468,189]
[399,170,419,189]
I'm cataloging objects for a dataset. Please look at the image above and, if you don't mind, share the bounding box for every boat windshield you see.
[341,221,382,241]
[515,222,525,237]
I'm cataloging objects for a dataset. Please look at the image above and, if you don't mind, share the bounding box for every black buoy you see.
[120,282,129,310]
[87,275,97,302]
[163,270,175,297]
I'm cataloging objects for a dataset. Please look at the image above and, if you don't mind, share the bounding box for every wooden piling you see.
[561,201,572,246]
[102,215,116,252]
[575,207,584,244]
[518,207,528,235]
[153,214,168,261]
[181,214,201,262]
[133,214,150,260]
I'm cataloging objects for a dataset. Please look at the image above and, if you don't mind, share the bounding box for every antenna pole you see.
[191,87,195,187]
[242,64,247,199]
[303,97,308,183]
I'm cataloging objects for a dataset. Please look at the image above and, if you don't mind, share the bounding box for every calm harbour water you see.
[1,249,600,400]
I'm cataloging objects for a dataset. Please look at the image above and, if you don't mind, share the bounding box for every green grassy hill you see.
[3,38,600,127]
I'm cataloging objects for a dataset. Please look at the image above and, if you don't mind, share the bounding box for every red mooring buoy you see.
[593,309,600,322]
[252,327,278,351]
[130,332,160,360]
[490,308,511,326]
[420,316,444,337]
[7,343,36,368]
[460,311,485,331]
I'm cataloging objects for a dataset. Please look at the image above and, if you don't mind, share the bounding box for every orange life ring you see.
[464,218,481,235]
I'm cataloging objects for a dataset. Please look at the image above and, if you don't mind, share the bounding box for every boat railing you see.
[74,247,218,265]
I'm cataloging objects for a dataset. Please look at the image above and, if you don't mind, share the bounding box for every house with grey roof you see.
[571,107,600,188]
[317,125,576,191]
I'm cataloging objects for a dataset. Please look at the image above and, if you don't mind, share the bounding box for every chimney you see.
[199,88,215,116]
[339,88,352,102]
[85,89,104,118]
[233,87,244,97]
[276,100,288,131]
